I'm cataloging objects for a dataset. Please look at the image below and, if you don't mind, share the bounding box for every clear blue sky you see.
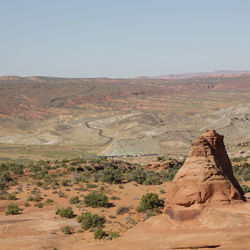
[1,0,250,78]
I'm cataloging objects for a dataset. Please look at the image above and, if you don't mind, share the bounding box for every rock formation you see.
[145,159,181,172]
[165,130,245,207]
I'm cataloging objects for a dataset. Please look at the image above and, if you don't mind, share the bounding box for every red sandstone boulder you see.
[165,130,245,207]
[145,159,181,172]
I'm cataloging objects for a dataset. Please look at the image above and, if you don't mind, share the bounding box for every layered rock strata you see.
[165,130,245,207]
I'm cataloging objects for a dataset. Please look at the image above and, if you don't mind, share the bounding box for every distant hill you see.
[136,70,250,79]
[0,74,249,159]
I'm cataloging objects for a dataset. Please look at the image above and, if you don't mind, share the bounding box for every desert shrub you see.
[79,172,91,183]
[159,189,166,194]
[36,181,43,187]
[0,190,7,200]
[157,156,166,161]
[24,202,30,207]
[71,172,81,184]
[61,179,71,186]
[110,196,120,200]
[61,225,72,234]
[34,202,44,208]
[125,216,136,225]
[232,157,245,162]
[31,188,40,195]
[94,228,108,239]
[62,159,70,164]
[0,163,8,171]
[69,196,80,204]
[58,190,67,198]
[136,193,164,213]
[31,166,48,180]
[241,184,250,193]
[45,198,54,204]
[5,203,20,215]
[124,168,166,185]
[43,175,59,186]
[56,207,74,218]
[233,161,250,182]
[144,209,158,220]
[84,192,109,208]
[27,194,42,202]
[0,171,13,189]
[100,168,123,184]
[77,212,106,230]
[161,166,180,181]
[108,231,120,240]
[69,166,76,172]
[7,193,16,200]
[124,169,147,184]
[86,183,98,189]
[31,165,42,173]
[143,172,162,185]
[116,206,129,215]
[9,163,24,175]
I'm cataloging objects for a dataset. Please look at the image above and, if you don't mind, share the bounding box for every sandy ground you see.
[0,181,250,250]
[0,181,167,250]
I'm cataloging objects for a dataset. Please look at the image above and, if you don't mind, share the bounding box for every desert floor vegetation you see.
[0,156,249,245]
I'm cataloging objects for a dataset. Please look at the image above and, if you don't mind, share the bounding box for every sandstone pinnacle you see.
[165,130,245,207]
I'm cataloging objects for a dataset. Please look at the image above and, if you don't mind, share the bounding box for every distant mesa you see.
[165,130,245,208]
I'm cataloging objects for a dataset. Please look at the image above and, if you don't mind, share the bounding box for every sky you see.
[0,0,250,78]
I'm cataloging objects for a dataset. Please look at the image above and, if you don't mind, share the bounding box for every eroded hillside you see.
[0,75,249,160]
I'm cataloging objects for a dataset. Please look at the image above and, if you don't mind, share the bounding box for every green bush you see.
[161,166,180,181]
[159,189,166,194]
[36,181,43,187]
[56,207,74,218]
[61,179,71,186]
[0,171,13,190]
[61,225,72,234]
[7,193,16,200]
[34,202,44,208]
[116,206,129,215]
[124,169,147,184]
[9,163,24,175]
[143,173,162,185]
[108,231,120,240]
[45,198,54,204]
[136,193,164,213]
[27,194,42,202]
[241,184,250,193]
[58,190,67,198]
[43,175,59,186]
[94,228,108,239]
[84,192,109,208]
[5,203,20,215]
[157,156,165,161]
[79,172,91,183]
[77,212,106,230]
[100,168,123,184]
[70,196,80,204]
[31,166,48,180]
[86,183,98,189]
[24,202,30,207]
